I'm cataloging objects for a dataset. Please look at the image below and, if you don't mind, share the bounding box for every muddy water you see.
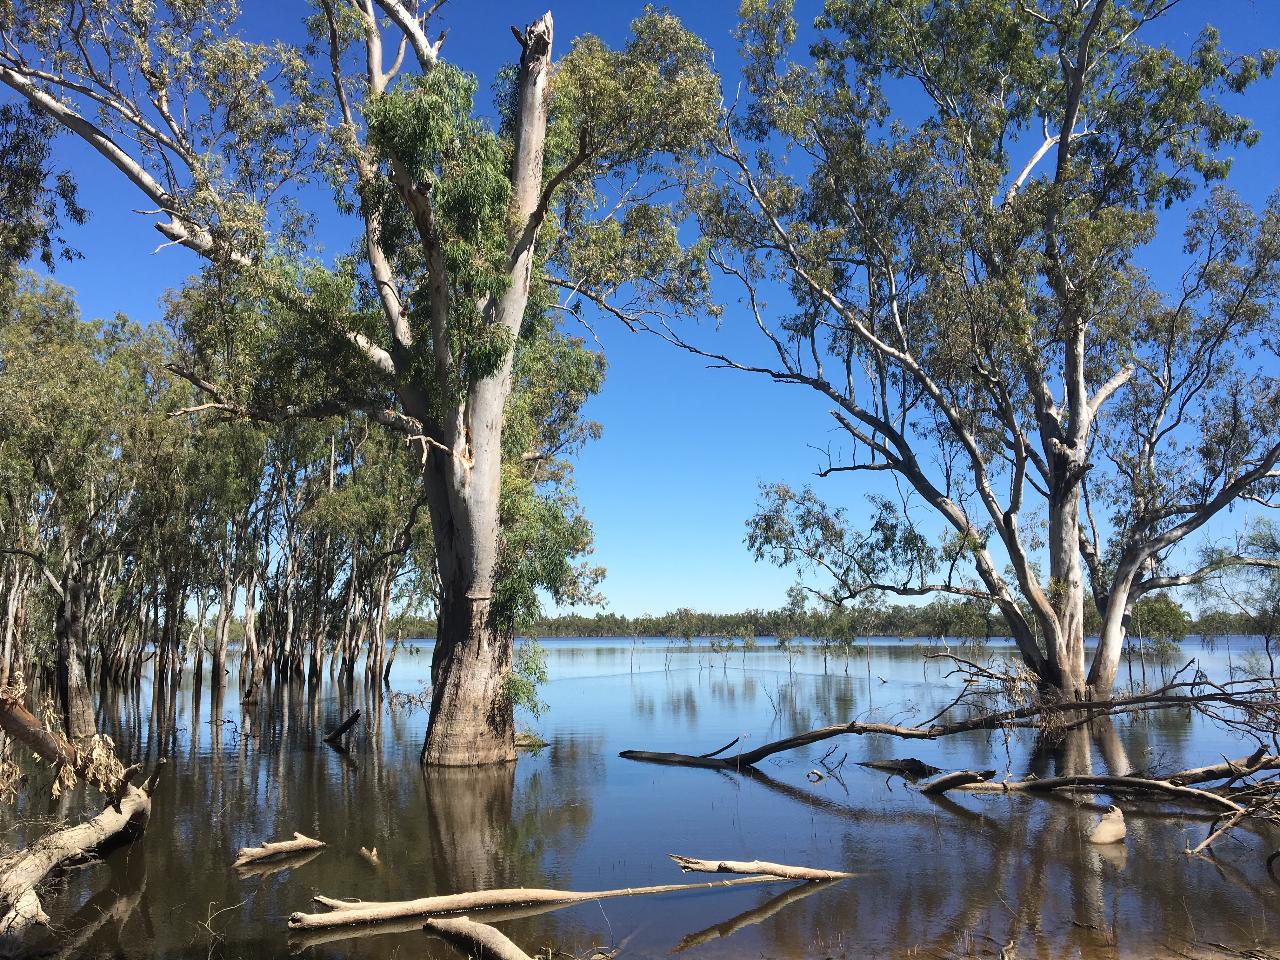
[10,637,1280,960]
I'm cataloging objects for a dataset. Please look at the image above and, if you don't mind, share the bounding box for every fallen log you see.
[425,917,533,960]
[0,762,163,939]
[919,770,995,795]
[287,897,586,952]
[289,876,782,931]
[1166,749,1279,786]
[619,679,1280,771]
[858,758,942,779]
[930,773,1243,812]
[668,855,852,881]
[323,711,360,746]
[0,692,163,941]
[233,833,326,868]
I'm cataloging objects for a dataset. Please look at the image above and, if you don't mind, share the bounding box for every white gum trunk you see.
[418,13,554,768]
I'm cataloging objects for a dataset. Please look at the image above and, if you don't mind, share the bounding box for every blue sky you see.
[21,1,1280,617]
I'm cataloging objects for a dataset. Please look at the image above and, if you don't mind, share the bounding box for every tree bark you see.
[55,575,95,744]
[417,13,554,767]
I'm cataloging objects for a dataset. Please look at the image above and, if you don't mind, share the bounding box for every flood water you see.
[9,637,1280,960]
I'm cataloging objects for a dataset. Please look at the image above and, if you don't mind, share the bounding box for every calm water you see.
[9,637,1280,960]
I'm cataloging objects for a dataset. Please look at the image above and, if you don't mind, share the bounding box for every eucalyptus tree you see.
[636,0,1280,700]
[0,1,719,763]
[0,273,178,735]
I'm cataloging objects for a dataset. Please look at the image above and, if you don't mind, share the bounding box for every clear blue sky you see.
[23,1,1280,617]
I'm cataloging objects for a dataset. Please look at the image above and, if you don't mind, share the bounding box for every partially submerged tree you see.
[0,1,719,763]
[633,0,1280,700]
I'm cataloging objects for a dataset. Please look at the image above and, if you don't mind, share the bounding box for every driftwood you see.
[425,917,533,960]
[233,832,326,868]
[287,896,591,951]
[288,853,853,932]
[858,758,942,779]
[323,710,360,746]
[668,854,852,881]
[937,773,1243,812]
[289,876,781,930]
[1166,749,1279,786]
[919,770,995,795]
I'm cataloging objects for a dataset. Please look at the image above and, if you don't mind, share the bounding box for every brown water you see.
[8,637,1280,960]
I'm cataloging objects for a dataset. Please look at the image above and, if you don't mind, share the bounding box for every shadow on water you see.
[6,637,1280,959]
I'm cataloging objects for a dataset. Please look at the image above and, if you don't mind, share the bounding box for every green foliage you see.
[0,103,86,278]
[502,640,549,718]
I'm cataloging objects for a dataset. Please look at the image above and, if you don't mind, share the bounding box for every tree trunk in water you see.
[415,13,553,767]
[1088,570,1136,695]
[55,576,95,743]
[422,594,514,766]
[1046,483,1088,700]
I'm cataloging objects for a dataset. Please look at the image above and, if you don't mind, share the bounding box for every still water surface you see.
[11,637,1280,960]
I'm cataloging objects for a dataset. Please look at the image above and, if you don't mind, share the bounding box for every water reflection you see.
[8,637,1280,959]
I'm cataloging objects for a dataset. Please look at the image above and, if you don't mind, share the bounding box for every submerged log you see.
[858,758,943,779]
[424,917,534,960]
[919,770,996,795]
[323,711,360,746]
[620,681,1280,771]
[942,773,1243,812]
[668,855,852,881]
[289,876,782,931]
[233,833,326,868]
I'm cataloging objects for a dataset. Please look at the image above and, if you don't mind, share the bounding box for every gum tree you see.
[0,1,718,763]
[637,0,1280,700]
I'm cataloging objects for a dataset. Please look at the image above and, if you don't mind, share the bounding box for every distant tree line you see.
[390,592,1267,642]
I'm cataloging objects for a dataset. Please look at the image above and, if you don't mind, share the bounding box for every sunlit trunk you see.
[1047,488,1088,699]
[416,14,552,767]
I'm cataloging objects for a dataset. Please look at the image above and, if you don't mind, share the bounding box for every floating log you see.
[233,832,326,868]
[945,774,1243,812]
[859,758,943,779]
[323,711,360,746]
[668,854,852,881]
[425,917,533,960]
[1166,749,1279,786]
[289,876,783,931]
[919,770,995,795]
